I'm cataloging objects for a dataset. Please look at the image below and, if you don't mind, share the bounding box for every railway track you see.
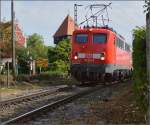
[1,85,104,125]
[0,85,69,108]
[1,80,131,125]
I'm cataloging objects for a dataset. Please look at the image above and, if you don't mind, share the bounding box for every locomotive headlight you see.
[100,53,105,60]
[74,52,78,60]
[74,55,78,60]
[100,56,105,60]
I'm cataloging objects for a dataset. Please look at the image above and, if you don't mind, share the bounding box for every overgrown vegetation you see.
[48,39,71,73]
[0,21,71,76]
[16,33,50,74]
[16,71,67,82]
[0,22,12,58]
[132,26,148,111]
[16,45,29,74]
[144,0,150,13]
[27,33,49,59]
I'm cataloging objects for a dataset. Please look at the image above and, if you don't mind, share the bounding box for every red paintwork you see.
[71,27,132,69]
[15,23,26,47]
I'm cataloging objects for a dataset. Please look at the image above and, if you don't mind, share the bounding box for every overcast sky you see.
[1,1,146,46]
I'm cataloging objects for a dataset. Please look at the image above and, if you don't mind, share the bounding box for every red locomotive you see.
[70,26,132,83]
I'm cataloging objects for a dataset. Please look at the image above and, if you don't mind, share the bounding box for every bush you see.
[16,74,31,82]
[132,26,148,111]
[48,39,71,72]
[52,60,69,72]
[0,75,14,87]
[16,71,68,82]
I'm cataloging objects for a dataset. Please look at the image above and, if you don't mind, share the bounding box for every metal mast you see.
[74,4,77,27]
[74,4,82,27]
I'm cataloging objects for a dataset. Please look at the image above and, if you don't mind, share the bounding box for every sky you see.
[1,1,146,47]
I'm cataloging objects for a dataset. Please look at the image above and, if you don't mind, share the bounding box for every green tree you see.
[132,26,147,111]
[47,46,58,63]
[48,39,71,72]
[55,39,71,63]
[144,0,150,13]
[16,45,29,74]
[27,33,48,59]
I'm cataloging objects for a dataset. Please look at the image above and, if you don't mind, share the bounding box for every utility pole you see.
[0,0,2,68]
[0,0,1,124]
[11,0,16,81]
[146,5,150,125]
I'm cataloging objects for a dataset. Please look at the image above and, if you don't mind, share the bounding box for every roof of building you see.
[53,15,75,37]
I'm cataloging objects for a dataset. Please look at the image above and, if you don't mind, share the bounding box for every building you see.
[53,15,76,44]
[15,21,26,47]
[0,21,26,73]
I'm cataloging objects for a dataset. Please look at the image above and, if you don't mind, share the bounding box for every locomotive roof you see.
[75,26,125,40]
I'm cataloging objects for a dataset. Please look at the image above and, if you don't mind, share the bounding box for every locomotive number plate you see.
[85,54,93,58]
[78,53,101,59]
[78,53,85,58]
[78,53,93,58]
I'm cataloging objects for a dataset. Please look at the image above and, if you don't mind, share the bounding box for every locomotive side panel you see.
[115,36,132,70]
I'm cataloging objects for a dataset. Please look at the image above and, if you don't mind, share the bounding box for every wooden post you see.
[11,0,16,81]
[32,60,36,75]
[0,1,2,124]
[40,67,41,74]
[7,61,9,88]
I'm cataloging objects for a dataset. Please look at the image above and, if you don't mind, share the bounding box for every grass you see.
[0,81,52,100]
[0,70,77,99]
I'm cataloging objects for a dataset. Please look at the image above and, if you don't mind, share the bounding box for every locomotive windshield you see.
[76,34,88,43]
[93,33,107,43]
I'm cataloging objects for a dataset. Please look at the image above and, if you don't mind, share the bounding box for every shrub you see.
[48,39,71,72]
[132,26,148,111]
[16,71,68,82]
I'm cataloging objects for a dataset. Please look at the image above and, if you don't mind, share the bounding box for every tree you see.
[48,39,71,72]
[16,45,29,74]
[144,0,150,13]
[0,22,12,58]
[132,26,147,111]
[27,33,48,59]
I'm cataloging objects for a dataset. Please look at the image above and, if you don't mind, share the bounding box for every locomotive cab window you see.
[93,33,107,43]
[75,34,88,43]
